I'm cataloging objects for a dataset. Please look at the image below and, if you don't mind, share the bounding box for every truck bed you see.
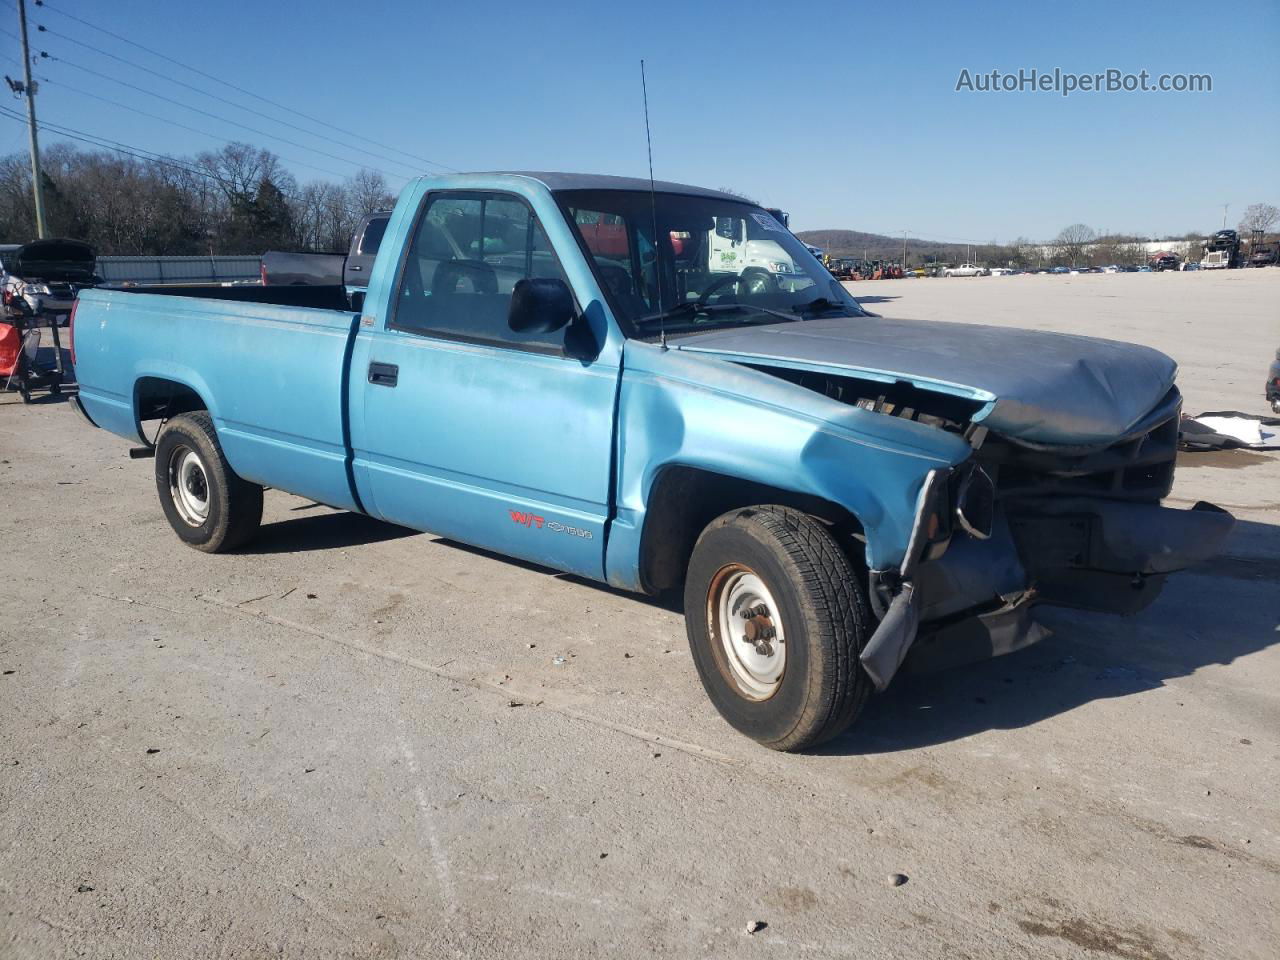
[73,287,362,511]
[114,282,350,311]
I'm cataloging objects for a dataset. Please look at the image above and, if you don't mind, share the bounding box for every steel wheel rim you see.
[169,446,210,527]
[708,563,786,700]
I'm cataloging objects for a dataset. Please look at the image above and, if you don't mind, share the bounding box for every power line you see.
[42,53,409,182]
[0,103,240,190]
[34,23,426,178]
[33,1,455,173]
[0,103,346,208]
[36,73,407,187]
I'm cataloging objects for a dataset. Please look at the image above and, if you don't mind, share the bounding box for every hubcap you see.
[708,564,786,700]
[169,446,210,527]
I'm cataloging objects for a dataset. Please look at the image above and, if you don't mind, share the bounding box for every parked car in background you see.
[988,267,1014,276]
[1151,254,1181,272]
[258,249,345,287]
[260,211,392,309]
[1049,266,1070,274]
[944,263,985,277]
[342,210,391,307]
[1,238,99,325]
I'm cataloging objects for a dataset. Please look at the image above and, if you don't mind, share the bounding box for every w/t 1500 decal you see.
[509,509,593,539]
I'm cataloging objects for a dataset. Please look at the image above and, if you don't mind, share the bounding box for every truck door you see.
[348,190,618,580]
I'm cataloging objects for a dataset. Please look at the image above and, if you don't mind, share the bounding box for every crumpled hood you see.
[670,315,1179,446]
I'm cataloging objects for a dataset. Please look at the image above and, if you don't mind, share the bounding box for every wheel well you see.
[134,377,208,431]
[638,466,865,593]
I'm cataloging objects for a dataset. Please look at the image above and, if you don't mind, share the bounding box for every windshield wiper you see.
[792,296,854,317]
[635,302,744,327]
[635,301,798,329]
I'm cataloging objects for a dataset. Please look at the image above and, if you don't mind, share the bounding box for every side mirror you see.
[508,277,574,334]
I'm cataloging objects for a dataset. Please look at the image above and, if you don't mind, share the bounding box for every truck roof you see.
[467,171,745,202]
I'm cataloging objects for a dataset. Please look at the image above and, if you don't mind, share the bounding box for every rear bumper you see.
[859,497,1234,690]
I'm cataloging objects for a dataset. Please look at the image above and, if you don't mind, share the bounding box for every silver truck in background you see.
[260,210,390,308]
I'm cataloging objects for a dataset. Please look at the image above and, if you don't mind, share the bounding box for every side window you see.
[393,192,571,350]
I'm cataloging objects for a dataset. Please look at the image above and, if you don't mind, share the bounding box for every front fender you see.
[604,341,972,589]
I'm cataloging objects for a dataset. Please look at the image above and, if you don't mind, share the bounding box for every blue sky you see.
[2,0,1277,242]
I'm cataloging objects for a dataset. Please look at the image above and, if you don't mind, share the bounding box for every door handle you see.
[368,361,398,387]
[350,265,363,271]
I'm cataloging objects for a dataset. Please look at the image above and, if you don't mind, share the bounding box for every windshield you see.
[555,189,867,337]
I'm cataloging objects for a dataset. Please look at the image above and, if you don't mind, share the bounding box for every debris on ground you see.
[144,748,160,755]
[745,920,767,935]
[1180,412,1280,451]
[552,656,566,665]
[76,884,94,893]
[888,873,909,887]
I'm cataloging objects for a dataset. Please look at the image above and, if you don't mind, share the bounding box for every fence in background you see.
[96,255,261,285]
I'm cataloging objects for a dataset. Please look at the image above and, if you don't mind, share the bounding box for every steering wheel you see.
[696,272,745,305]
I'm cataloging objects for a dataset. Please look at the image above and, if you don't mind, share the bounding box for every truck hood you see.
[669,315,1178,447]
[9,238,97,282]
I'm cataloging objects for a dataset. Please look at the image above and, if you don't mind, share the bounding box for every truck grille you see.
[977,405,1179,503]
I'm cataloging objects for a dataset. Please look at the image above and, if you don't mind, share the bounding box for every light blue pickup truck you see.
[71,172,1232,750]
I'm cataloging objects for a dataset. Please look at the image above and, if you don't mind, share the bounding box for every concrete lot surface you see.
[1,270,1278,959]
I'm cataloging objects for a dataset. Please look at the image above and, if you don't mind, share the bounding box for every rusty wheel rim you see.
[707,563,786,701]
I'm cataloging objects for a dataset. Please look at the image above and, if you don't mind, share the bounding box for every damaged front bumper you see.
[858,468,1234,691]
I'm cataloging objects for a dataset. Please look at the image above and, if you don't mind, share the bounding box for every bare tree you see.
[716,186,759,205]
[346,168,394,220]
[1238,203,1279,235]
[195,143,293,203]
[1052,223,1096,266]
[1007,236,1039,269]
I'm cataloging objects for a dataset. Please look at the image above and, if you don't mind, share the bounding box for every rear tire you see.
[684,506,872,751]
[154,411,262,552]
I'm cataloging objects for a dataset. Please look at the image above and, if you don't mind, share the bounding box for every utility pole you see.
[902,229,907,266]
[1221,203,1229,229]
[13,0,47,237]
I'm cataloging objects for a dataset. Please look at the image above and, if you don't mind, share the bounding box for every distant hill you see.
[795,229,952,261]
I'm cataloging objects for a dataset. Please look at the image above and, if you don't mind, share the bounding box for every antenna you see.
[640,59,666,348]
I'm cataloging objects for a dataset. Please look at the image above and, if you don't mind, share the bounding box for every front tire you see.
[684,506,872,751]
[154,411,262,552]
